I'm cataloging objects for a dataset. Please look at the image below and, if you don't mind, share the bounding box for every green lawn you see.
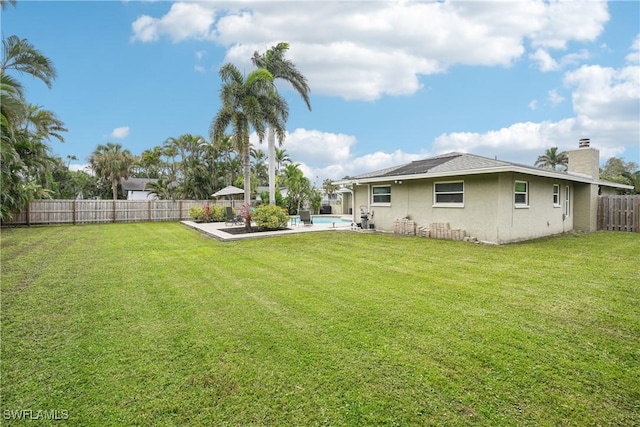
[1,223,639,426]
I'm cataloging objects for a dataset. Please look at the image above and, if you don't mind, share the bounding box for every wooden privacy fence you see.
[7,200,222,226]
[597,195,640,232]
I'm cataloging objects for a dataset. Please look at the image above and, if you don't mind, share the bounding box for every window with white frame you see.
[434,181,464,206]
[565,186,570,216]
[514,181,528,207]
[372,185,391,204]
[553,184,560,207]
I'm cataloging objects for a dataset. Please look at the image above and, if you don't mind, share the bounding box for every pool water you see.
[288,215,352,226]
[310,215,352,224]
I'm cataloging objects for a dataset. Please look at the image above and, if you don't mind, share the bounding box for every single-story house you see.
[335,140,632,244]
[121,178,157,201]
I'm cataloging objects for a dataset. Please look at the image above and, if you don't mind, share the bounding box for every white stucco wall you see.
[352,173,578,244]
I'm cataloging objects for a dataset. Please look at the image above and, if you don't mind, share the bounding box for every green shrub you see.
[253,204,289,230]
[210,205,225,222]
[189,206,204,221]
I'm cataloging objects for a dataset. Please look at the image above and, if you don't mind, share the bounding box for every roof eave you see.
[340,166,628,186]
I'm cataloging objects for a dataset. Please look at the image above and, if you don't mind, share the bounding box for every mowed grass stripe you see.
[1,223,639,426]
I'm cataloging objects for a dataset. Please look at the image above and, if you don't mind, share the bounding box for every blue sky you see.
[4,0,639,184]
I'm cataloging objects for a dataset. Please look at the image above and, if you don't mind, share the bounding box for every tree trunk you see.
[243,146,251,230]
[112,181,118,200]
[268,127,276,205]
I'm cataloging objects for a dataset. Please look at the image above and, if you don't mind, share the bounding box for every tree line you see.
[1,0,332,220]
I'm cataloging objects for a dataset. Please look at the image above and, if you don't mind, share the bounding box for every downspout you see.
[349,187,355,220]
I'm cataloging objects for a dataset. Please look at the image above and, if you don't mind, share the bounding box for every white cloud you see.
[251,128,355,165]
[131,2,217,43]
[68,163,91,173]
[110,126,130,139]
[433,56,639,165]
[626,34,640,65]
[528,99,538,110]
[530,48,591,72]
[548,89,565,106]
[131,1,609,100]
[564,64,639,122]
[526,0,608,49]
[301,149,424,183]
[283,128,355,164]
[249,128,424,182]
[530,49,558,72]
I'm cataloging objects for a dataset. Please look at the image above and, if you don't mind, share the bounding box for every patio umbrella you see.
[212,185,244,207]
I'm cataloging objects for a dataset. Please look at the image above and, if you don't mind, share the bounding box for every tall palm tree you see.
[1,35,60,221]
[252,42,311,205]
[535,147,568,171]
[210,63,287,207]
[89,142,136,200]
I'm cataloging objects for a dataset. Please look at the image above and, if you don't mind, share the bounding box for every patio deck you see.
[182,218,355,242]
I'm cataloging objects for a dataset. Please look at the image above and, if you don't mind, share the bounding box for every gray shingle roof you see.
[352,152,560,180]
[121,178,156,191]
[340,151,632,190]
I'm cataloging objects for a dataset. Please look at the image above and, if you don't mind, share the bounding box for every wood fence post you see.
[72,200,76,225]
[26,200,31,226]
[113,200,116,223]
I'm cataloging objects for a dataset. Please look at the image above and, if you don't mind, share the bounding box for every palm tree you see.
[282,163,310,214]
[1,35,59,221]
[252,42,311,205]
[66,154,78,167]
[210,63,288,208]
[1,35,57,89]
[0,0,17,10]
[275,147,292,177]
[89,142,136,200]
[146,177,174,200]
[136,146,163,178]
[250,147,268,185]
[323,178,339,202]
[535,147,568,171]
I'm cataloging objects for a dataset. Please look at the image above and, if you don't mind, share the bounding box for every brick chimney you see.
[567,138,599,179]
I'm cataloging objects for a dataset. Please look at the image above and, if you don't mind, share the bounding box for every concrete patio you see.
[182,218,355,242]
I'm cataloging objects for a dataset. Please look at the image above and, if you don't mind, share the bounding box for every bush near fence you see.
[5,200,233,226]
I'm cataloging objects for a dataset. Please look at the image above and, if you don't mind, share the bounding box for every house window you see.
[372,185,391,204]
[514,181,528,207]
[565,186,570,216]
[553,184,560,207]
[434,181,464,206]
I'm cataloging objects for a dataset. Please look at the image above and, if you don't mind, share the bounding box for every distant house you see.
[121,178,157,200]
[335,140,632,244]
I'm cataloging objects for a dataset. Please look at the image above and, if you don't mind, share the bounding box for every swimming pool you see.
[289,215,352,226]
[310,215,352,224]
